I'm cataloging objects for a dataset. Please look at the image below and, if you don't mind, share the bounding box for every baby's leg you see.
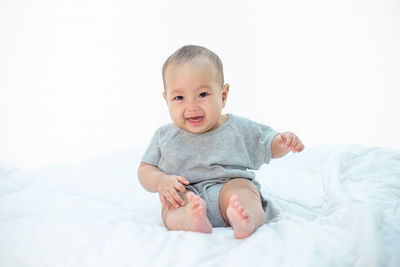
[161,191,212,233]
[219,178,265,239]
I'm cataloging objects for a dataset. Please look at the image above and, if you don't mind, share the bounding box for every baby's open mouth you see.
[187,116,204,126]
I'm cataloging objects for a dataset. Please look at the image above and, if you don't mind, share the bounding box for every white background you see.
[1,0,399,169]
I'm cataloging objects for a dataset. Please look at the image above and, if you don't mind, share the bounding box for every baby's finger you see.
[160,195,168,210]
[291,139,300,152]
[294,141,303,153]
[166,189,182,208]
[298,144,305,152]
[175,182,187,193]
[165,192,178,209]
[285,134,294,149]
[170,189,185,207]
[280,133,287,142]
[278,133,286,145]
[177,176,190,185]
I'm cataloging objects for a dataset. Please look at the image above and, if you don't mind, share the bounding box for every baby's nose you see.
[186,100,200,112]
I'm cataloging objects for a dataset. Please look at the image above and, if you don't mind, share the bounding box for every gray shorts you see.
[184,178,268,227]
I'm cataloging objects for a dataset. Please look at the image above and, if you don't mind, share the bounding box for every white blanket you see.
[1,145,399,267]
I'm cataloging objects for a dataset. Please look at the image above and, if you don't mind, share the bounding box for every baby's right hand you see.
[157,175,190,209]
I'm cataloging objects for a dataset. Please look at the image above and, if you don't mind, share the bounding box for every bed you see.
[1,145,399,266]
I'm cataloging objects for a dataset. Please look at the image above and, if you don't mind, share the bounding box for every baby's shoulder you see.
[229,114,264,131]
[157,122,175,133]
[154,122,180,142]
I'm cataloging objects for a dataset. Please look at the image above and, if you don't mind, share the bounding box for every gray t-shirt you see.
[141,114,279,184]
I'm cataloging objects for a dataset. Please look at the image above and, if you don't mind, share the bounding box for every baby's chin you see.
[182,116,226,134]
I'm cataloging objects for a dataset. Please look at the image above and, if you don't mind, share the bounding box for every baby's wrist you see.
[155,173,167,192]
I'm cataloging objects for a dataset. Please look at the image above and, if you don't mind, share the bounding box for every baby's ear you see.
[162,91,170,106]
[222,84,229,107]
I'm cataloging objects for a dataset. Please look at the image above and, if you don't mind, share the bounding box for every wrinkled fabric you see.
[0,145,399,267]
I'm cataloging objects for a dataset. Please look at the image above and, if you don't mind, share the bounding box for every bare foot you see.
[226,194,255,239]
[184,192,212,233]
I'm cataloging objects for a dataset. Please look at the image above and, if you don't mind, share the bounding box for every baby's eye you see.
[199,92,209,98]
[174,96,184,101]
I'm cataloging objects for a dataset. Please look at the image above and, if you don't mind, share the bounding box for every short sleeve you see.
[240,118,279,169]
[140,129,161,167]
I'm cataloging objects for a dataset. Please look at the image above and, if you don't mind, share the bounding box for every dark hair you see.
[162,45,224,89]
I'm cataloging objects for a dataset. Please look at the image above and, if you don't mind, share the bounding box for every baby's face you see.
[163,60,229,134]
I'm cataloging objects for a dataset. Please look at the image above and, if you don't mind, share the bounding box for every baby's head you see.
[162,45,229,134]
[162,45,224,90]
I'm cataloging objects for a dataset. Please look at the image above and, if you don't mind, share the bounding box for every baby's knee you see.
[227,178,259,196]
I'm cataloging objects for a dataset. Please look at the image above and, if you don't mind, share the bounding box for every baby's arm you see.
[138,163,189,209]
[271,132,304,158]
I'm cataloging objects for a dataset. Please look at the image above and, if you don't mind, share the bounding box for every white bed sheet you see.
[0,145,399,267]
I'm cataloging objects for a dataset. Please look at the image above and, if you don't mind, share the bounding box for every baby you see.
[138,45,304,239]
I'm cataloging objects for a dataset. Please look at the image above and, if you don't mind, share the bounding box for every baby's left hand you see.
[276,132,304,153]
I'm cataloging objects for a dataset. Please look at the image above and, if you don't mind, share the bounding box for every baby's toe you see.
[187,191,198,202]
[242,210,249,218]
[230,195,239,203]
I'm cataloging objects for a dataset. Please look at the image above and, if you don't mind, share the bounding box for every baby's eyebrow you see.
[169,89,185,95]
[197,85,211,90]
